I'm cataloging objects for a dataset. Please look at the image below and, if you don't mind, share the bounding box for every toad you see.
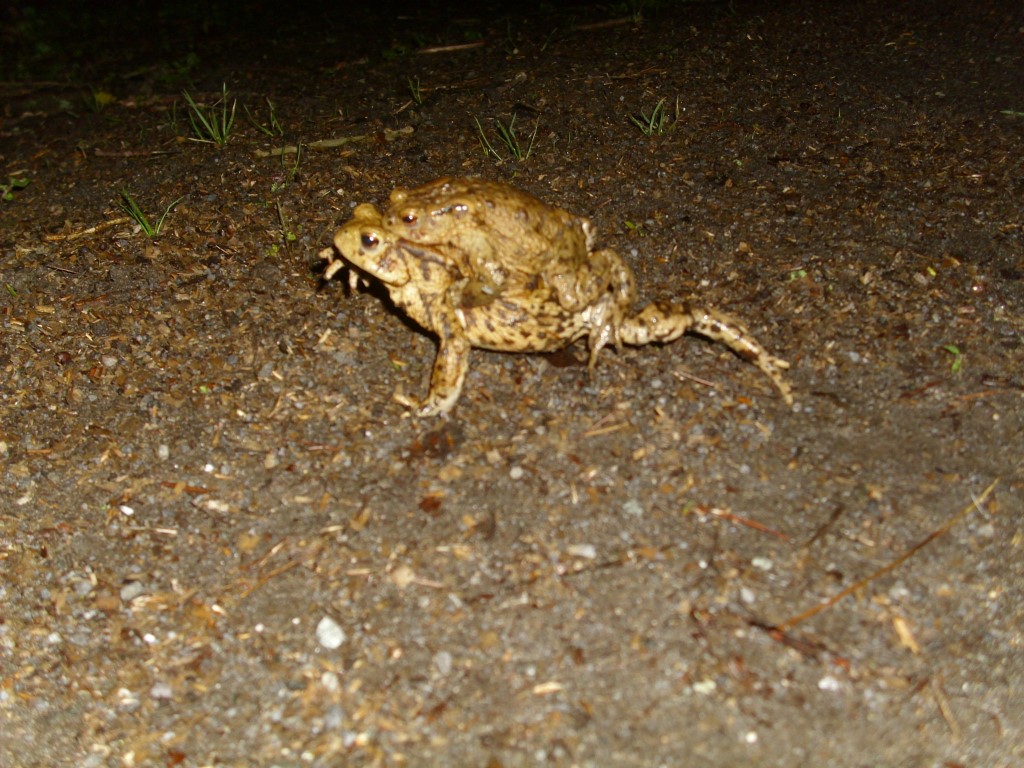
[323,178,792,416]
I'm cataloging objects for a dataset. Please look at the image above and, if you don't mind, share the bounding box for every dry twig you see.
[43,217,131,242]
[774,478,999,632]
[253,126,413,158]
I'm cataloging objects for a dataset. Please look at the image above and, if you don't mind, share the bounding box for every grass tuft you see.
[118,190,184,238]
[474,113,539,163]
[244,97,284,137]
[629,97,669,136]
[408,77,424,106]
[182,84,236,146]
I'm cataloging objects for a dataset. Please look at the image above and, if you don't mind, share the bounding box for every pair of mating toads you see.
[323,178,792,416]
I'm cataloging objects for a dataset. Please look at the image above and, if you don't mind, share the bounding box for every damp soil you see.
[2,1,1023,766]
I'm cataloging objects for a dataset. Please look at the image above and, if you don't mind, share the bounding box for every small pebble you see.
[566,544,597,559]
[324,704,346,730]
[117,688,140,712]
[120,581,146,602]
[433,650,453,676]
[692,679,716,694]
[150,682,173,700]
[321,671,341,692]
[623,499,644,517]
[818,675,842,692]
[316,616,347,650]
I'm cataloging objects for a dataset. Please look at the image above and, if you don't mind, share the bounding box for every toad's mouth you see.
[395,238,448,265]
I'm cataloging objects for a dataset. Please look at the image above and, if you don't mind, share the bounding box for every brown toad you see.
[323,178,792,416]
[385,177,618,313]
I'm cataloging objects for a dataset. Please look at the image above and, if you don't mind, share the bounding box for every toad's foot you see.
[619,301,793,404]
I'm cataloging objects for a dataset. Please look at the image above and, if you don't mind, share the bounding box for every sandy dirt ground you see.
[2,0,1023,765]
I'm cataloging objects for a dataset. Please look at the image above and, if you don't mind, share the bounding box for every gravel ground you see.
[2,1,1023,766]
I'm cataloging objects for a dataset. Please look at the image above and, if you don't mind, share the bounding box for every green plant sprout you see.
[286,143,302,181]
[382,42,411,61]
[940,344,963,374]
[118,190,184,238]
[629,97,668,136]
[276,201,298,247]
[182,83,236,146]
[407,77,424,106]
[85,88,116,113]
[244,97,284,137]
[474,114,539,162]
[270,145,303,193]
[2,174,30,202]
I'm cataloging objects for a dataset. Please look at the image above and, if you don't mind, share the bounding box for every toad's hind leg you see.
[620,301,793,404]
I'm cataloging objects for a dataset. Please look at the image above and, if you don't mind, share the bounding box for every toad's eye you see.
[402,212,417,224]
[361,233,379,249]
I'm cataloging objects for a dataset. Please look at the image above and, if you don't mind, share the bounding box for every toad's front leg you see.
[620,301,793,404]
[395,316,472,417]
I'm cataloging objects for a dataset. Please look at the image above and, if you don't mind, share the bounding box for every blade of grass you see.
[154,195,185,235]
[474,117,503,161]
[119,190,155,237]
